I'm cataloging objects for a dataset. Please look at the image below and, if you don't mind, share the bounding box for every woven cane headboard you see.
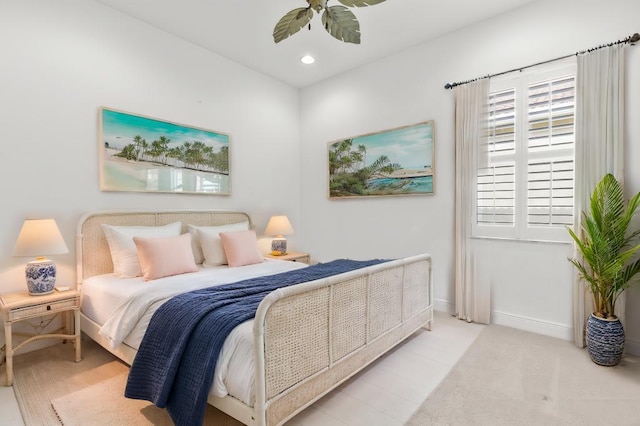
[76,210,252,286]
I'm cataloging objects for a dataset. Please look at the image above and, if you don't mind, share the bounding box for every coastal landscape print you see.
[99,107,230,195]
[328,121,435,198]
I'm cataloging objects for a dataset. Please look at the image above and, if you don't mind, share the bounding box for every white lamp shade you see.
[13,219,68,295]
[264,215,294,237]
[13,219,69,258]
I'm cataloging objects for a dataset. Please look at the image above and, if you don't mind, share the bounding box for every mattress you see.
[80,259,307,406]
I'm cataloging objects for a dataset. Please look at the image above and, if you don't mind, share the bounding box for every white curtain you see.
[454,79,491,324]
[573,44,625,347]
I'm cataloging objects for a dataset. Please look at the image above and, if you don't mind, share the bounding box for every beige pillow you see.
[219,230,264,267]
[101,222,182,277]
[133,233,198,281]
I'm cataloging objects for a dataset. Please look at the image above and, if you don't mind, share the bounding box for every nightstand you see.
[264,251,310,264]
[0,289,81,386]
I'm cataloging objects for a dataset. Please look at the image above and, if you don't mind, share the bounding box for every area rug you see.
[12,339,128,426]
[406,324,640,426]
[11,339,241,425]
[50,373,241,426]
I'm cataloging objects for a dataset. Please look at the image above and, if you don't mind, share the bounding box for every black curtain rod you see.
[444,32,640,90]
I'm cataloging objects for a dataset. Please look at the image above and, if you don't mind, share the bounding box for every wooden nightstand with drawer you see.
[0,289,81,386]
[264,251,311,264]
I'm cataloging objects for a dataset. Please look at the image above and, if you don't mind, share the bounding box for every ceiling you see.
[95,0,537,88]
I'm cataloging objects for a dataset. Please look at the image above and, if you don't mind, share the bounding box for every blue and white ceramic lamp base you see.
[25,258,57,295]
[271,238,288,256]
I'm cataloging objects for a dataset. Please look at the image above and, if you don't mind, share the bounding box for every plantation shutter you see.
[526,76,575,227]
[473,62,576,242]
[477,89,516,226]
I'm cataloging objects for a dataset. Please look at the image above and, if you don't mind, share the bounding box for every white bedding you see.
[81,259,307,405]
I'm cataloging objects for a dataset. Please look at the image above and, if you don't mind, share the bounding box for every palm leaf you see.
[273,7,313,43]
[569,173,640,316]
[615,256,640,292]
[322,5,361,44]
[620,191,640,245]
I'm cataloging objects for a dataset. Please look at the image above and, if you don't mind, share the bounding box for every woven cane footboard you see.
[253,254,433,426]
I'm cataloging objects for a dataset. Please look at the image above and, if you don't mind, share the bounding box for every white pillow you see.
[188,222,249,265]
[101,222,182,277]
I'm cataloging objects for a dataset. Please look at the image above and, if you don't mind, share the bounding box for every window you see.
[474,62,576,242]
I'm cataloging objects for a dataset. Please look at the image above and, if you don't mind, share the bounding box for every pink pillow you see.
[133,233,198,281]
[219,230,264,267]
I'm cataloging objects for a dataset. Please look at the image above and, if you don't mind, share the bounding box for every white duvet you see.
[81,259,307,406]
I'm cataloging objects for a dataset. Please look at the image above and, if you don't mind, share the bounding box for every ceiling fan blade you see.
[273,7,314,43]
[308,0,327,12]
[337,0,386,7]
[322,5,361,44]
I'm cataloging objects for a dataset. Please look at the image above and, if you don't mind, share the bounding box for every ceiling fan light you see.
[301,55,315,64]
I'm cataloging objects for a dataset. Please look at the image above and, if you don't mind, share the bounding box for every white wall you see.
[3,0,640,356]
[0,0,301,347]
[300,0,640,349]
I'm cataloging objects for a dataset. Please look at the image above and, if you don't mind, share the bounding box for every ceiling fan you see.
[273,0,386,45]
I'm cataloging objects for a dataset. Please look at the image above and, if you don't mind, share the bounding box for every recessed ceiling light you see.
[300,55,315,65]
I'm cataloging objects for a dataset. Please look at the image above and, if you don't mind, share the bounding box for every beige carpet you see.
[407,324,640,426]
[11,326,640,425]
[12,339,241,425]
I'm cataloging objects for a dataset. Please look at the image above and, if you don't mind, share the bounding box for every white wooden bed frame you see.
[76,210,433,426]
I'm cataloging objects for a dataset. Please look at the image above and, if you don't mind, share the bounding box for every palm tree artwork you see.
[100,108,230,194]
[328,121,434,198]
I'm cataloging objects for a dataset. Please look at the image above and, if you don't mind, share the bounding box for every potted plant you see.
[568,173,640,366]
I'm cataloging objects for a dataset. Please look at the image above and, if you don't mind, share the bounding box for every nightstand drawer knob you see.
[47,305,51,311]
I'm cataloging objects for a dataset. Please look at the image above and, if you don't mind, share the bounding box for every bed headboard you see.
[76,210,252,285]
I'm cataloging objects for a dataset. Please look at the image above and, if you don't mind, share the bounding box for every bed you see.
[76,209,433,426]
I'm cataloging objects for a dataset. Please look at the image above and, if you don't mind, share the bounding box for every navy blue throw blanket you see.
[125,258,387,426]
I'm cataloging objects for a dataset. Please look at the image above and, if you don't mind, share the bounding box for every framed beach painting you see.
[328,121,435,198]
[99,107,230,195]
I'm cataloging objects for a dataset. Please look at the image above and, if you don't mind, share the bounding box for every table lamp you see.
[13,219,69,295]
[264,215,294,256]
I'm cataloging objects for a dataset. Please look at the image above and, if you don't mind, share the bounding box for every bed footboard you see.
[253,254,433,426]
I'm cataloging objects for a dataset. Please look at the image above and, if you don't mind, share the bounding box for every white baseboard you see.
[434,298,454,314]
[626,338,640,356]
[433,299,574,341]
[491,310,573,341]
[489,311,640,356]
[416,298,640,356]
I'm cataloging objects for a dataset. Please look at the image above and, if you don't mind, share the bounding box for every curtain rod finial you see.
[631,33,640,44]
